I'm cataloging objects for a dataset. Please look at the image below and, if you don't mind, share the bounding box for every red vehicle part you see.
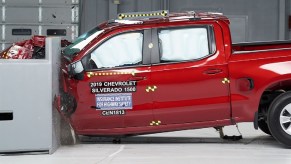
[0,35,71,59]
[57,11,291,147]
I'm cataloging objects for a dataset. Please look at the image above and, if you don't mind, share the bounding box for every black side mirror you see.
[68,61,84,80]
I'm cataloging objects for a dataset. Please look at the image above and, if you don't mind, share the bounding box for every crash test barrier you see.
[0,37,61,154]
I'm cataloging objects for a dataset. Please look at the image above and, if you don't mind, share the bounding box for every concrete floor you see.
[1,123,291,164]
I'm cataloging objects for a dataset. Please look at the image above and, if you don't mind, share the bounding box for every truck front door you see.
[150,25,231,125]
[71,30,154,132]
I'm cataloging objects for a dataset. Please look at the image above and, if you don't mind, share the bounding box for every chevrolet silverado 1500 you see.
[56,11,291,147]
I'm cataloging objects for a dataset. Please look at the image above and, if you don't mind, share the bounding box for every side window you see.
[158,27,211,62]
[89,32,143,69]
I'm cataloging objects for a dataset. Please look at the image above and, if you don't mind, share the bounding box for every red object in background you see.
[0,35,71,59]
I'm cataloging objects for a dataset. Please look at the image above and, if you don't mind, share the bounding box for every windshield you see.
[63,27,104,56]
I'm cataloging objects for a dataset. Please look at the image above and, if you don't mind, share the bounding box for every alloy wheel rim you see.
[280,103,291,135]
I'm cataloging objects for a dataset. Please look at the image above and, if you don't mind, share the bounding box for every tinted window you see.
[158,27,210,62]
[63,27,104,57]
[89,32,143,69]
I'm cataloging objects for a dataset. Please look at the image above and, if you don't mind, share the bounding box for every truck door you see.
[72,30,154,131]
[150,25,231,125]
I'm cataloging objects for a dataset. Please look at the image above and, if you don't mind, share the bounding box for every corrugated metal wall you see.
[1,0,288,46]
[80,0,290,43]
[167,0,287,42]
[79,0,164,37]
[1,0,79,50]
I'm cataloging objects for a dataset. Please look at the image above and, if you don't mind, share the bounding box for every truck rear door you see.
[149,24,231,125]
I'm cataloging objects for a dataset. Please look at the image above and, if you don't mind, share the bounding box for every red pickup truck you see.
[56,11,291,147]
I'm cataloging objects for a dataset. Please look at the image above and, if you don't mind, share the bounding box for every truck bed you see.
[232,40,291,52]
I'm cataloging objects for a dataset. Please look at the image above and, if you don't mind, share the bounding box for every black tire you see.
[268,92,291,148]
[258,119,272,135]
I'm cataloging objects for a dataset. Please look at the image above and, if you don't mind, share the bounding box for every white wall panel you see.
[5,25,38,43]
[6,7,39,23]
[0,0,79,50]
[4,0,38,5]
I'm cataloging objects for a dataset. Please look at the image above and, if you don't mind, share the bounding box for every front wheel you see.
[268,92,291,148]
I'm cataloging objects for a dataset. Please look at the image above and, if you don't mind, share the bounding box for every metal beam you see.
[278,0,288,40]
[162,0,169,11]
[109,0,119,20]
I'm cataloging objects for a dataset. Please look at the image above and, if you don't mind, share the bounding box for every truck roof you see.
[99,11,229,30]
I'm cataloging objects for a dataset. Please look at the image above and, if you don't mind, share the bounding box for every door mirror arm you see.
[68,61,85,80]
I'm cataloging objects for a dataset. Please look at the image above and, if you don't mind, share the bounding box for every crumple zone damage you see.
[0,35,71,59]
[58,93,77,117]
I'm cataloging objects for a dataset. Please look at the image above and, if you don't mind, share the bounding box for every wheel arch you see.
[255,78,291,128]
[267,91,291,147]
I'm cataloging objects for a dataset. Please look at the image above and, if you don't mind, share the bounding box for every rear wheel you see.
[258,90,285,136]
[268,92,291,148]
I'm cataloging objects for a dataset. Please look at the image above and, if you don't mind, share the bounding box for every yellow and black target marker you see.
[146,85,157,92]
[150,120,161,126]
[118,10,168,20]
[222,78,230,84]
[1,51,8,59]
[87,70,136,78]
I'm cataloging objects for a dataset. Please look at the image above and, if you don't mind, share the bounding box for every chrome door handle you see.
[203,68,223,75]
[128,76,146,81]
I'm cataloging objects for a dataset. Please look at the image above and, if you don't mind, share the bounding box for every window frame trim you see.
[81,29,150,71]
[151,25,217,65]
